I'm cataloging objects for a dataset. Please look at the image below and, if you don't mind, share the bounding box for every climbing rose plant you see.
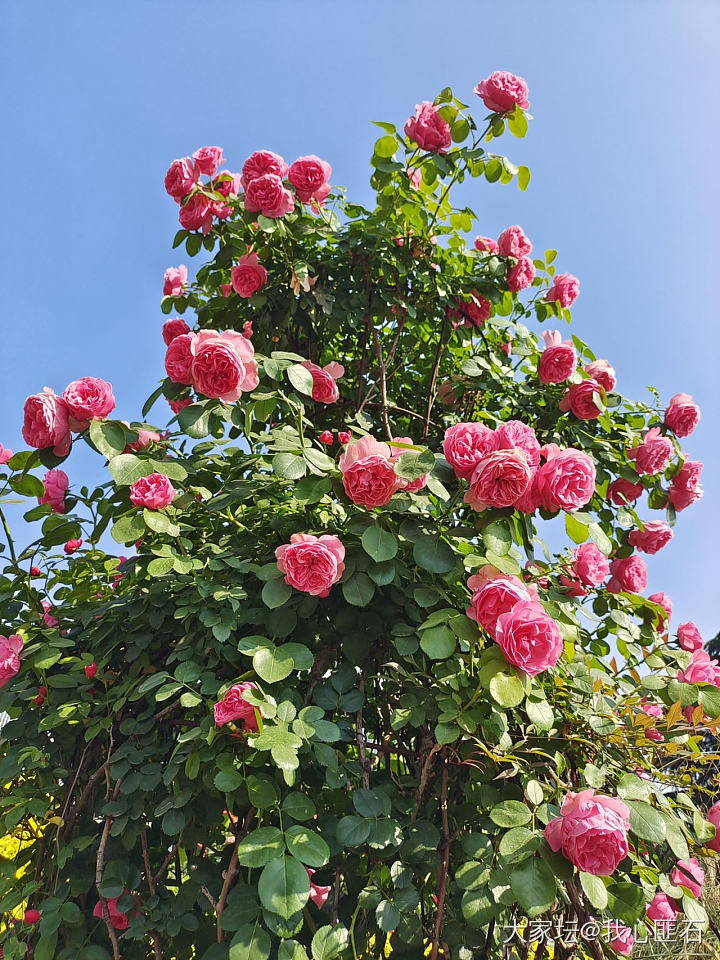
[0,72,717,960]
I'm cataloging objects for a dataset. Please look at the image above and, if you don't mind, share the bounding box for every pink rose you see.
[307,869,332,909]
[495,600,563,676]
[124,425,163,453]
[404,101,452,153]
[498,226,532,259]
[677,649,720,687]
[38,468,69,514]
[168,396,192,415]
[214,681,259,730]
[649,592,673,630]
[62,378,115,423]
[192,145,224,177]
[0,634,23,689]
[163,265,188,297]
[41,600,58,628]
[466,574,531,635]
[534,448,596,512]
[242,321,253,339]
[559,379,604,420]
[506,257,535,292]
[407,167,422,189]
[64,538,82,555]
[162,320,190,349]
[288,155,332,205]
[453,293,491,328]
[670,858,704,898]
[646,893,680,927]
[628,427,673,476]
[231,251,267,298]
[179,193,213,232]
[677,622,703,653]
[546,273,580,308]
[0,444,12,465]
[165,332,196,385]
[707,801,720,852]
[164,157,197,201]
[639,700,664,742]
[474,71,530,113]
[584,359,616,393]
[389,436,428,492]
[628,520,673,555]
[608,924,634,957]
[191,330,259,401]
[664,393,700,438]
[608,555,647,594]
[339,436,404,508]
[572,543,610,587]
[608,477,643,504]
[129,473,176,510]
[318,431,334,445]
[494,420,541,470]
[275,533,345,597]
[467,449,532,510]
[538,330,577,384]
[22,389,72,456]
[474,236,499,254]
[545,789,630,876]
[244,173,295,218]
[302,361,344,404]
[93,897,130,931]
[241,150,288,189]
[443,423,496,479]
[669,460,703,511]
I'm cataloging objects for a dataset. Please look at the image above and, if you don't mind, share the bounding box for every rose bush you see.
[0,75,716,960]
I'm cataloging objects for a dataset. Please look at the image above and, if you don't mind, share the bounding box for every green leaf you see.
[580,872,608,910]
[483,522,511,557]
[229,921,272,960]
[498,827,538,863]
[253,646,294,683]
[272,453,307,480]
[628,800,666,844]
[507,105,528,138]
[282,792,316,821]
[342,572,375,607]
[108,453,151,486]
[262,579,292,609]
[361,526,398,562]
[257,856,310,919]
[393,449,434,482]
[588,522,612,556]
[214,768,245,793]
[143,509,180,536]
[564,512,589,545]
[419,625,456,660]
[89,420,127,459]
[111,512,145,544]
[147,557,175,577]
[413,536,455,573]
[510,858,556,915]
[606,881,645,925]
[526,698,555,731]
[374,136,398,158]
[489,672,524,708]
[311,924,349,960]
[284,825,330,867]
[286,365,314,396]
[9,473,45,498]
[237,827,285,868]
[178,402,212,439]
[490,801,531,828]
[278,942,309,960]
[517,166,531,191]
[336,815,372,847]
[162,808,185,835]
[376,900,400,932]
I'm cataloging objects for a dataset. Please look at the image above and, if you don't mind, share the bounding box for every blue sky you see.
[1,1,718,637]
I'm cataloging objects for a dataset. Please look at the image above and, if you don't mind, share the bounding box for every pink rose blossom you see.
[404,101,452,153]
[627,427,673,476]
[572,543,610,587]
[546,273,580,308]
[677,622,704,653]
[214,681,259,730]
[506,257,535,292]
[584,359,616,393]
[162,318,190,346]
[242,322,253,339]
[407,167,422,189]
[165,332,196,385]
[338,431,351,445]
[164,157,197,201]
[41,600,58,628]
[608,477,643,505]
[275,533,345,597]
[466,574,531,635]
[124,425,163,453]
[560,379,604,420]
[671,858,704,898]
[62,378,115,423]
[494,420,541,470]
[608,555,647,594]
[646,893,680,927]
[608,924,634,956]
[240,150,288,189]
[163,265,188,297]
[639,700,664,742]
[538,330,577,384]
[179,193,213,232]
[628,521,673,555]
[192,146,224,177]
[474,71,530,113]
[497,225,532,259]
[648,591,673,629]
[545,789,630,875]
[495,600,563,676]
[707,802,720,852]
[339,436,403,508]
[220,283,233,298]
[452,293,491,328]
[288,156,332,205]
[22,389,72,456]
[0,444,12,465]
[467,448,532,510]
[669,460,703,511]
[64,538,82,555]
[129,473,176,510]
[318,431,334,445]
[664,393,700,438]
[677,649,720,687]
[474,236,499,254]
[534,448,596,512]
[389,436,428,493]
[168,396,192,415]
[244,173,295,218]
[93,896,130,931]
[191,330,260,401]
[302,361,344,404]
[0,634,23,689]
[38,468,69,514]
[307,869,332,909]
[231,251,267,298]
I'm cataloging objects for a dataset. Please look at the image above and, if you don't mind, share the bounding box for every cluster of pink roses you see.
[318,430,352,446]
[165,146,243,233]
[447,292,492,330]
[338,436,428,509]
[466,568,563,676]
[275,533,345,597]
[537,333,615,400]
[443,420,595,515]
[164,326,259,402]
[22,378,116,456]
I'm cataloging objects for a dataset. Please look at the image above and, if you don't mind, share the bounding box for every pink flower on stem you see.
[584,359,616,393]
[289,156,332,205]
[677,649,720,687]
[163,265,188,297]
[495,600,564,676]
[0,444,12,465]
[538,330,577,384]
[22,388,72,456]
[545,789,630,876]
[474,236,499,254]
[231,251,267,298]
[244,174,294,218]
[302,361,344,404]
[0,634,23,689]
[466,573,531,636]
[677,622,703,653]
[670,858,705,898]
[38,469,69,514]
[608,476,643,505]
[474,71,530,113]
[466,449,532,511]
[64,538,83,555]
[129,473,176,510]
[559,379,604,421]
[404,101,452,153]
[192,146,224,177]
[339,436,404,508]
[669,460,703,511]
[506,257,535,292]
[628,521,673,555]
[546,273,580,308]
[627,427,673,476]
[179,193,214,233]
[498,225,532,259]
[240,150,288,189]
[162,318,191,345]
[62,378,115,424]
[307,869,332,909]
[276,534,345,597]
[664,393,700,438]
[572,543,610,587]
[214,682,259,730]
[648,591,673,630]
[191,330,260,401]
[164,158,198,201]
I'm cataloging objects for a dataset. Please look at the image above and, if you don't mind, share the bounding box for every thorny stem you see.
[424,311,450,439]
[216,806,256,941]
[429,762,450,960]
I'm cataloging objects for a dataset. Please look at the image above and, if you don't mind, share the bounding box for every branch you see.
[429,762,450,960]
[410,742,442,823]
[95,779,122,960]
[423,311,450,439]
[152,841,180,886]
[216,806,255,941]
[356,674,371,790]
[371,329,392,440]
[141,831,163,960]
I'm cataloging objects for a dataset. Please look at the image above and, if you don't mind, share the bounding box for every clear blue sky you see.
[1,1,718,638]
